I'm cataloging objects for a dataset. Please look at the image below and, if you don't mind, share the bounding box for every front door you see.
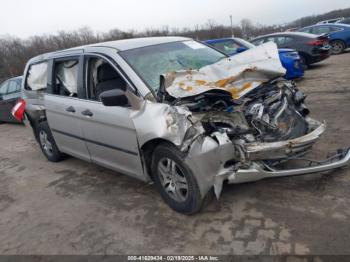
[77,55,144,179]
[44,57,90,161]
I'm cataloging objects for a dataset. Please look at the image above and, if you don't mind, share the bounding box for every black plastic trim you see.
[51,128,138,156]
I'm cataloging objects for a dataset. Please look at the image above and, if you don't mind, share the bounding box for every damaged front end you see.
[143,42,350,199]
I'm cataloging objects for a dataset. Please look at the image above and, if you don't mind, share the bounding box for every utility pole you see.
[230,15,234,37]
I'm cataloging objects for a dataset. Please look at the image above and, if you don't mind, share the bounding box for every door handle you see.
[81,109,93,117]
[65,106,76,113]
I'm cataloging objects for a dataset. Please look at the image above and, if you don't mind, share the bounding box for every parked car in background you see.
[298,23,350,54]
[317,17,345,24]
[0,76,22,123]
[251,32,331,67]
[16,37,350,214]
[336,17,350,25]
[204,37,304,79]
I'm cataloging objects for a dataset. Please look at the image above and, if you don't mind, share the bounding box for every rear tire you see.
[299,55,309,69]
[331,40,345,55]
[36,121,65,162]
[151,143,204,214]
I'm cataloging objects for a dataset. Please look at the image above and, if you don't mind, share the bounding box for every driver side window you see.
[85,57,128,103]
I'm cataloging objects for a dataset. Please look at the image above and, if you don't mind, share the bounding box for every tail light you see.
[11,99,26,122]
[307,39,325,46]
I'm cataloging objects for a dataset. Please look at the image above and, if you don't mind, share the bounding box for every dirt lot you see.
[0,52,350,255]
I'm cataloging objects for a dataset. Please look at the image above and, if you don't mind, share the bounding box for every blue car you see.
[204,37,304,80]
[298,23,350,54]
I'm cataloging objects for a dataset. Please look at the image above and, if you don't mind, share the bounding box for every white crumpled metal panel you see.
[164,42,286,99]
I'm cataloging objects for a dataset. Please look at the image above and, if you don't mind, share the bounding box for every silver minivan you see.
[20,37,350,214]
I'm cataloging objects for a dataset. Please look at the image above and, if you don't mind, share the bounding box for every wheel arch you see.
[330,38,346,44]
[140,138,178,181]
[24,108,47,141]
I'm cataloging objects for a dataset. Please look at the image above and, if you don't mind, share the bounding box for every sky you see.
[1,0,350,38]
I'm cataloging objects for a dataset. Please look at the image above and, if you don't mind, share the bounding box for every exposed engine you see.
[170,79,310,143]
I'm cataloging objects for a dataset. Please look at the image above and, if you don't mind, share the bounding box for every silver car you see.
[20,37,349,214]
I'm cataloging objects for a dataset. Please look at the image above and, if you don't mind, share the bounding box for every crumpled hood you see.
[163,42,286,100]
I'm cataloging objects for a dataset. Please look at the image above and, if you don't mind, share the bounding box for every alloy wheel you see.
[331,41,344,54]
[39,130,54,156]
[157,157,189,202]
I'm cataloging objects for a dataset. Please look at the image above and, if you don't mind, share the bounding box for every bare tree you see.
[1,6,350,81]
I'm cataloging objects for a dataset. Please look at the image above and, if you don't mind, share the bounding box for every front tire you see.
[151,143,203,214]
[331,40,345,55]
[37,121,65,162]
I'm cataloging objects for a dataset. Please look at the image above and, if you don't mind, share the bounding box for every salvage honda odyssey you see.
[18,37,350,214]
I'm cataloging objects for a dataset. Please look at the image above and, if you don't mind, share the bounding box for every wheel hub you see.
[39,130,53,156]
[157,157,189,202]
[331,42,343,54]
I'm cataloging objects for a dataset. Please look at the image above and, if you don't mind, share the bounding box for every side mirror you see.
[236,47,248,53]
[100,89,129,107]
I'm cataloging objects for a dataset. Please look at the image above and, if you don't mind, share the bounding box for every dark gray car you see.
[0,76,22,123]
[251,32,331,67]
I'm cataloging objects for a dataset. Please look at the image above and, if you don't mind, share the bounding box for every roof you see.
[252,31,317,40]
[29,36,191,63]
[88,36,191,51]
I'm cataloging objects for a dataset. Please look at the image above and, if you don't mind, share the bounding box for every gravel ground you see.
[0,52,349,255]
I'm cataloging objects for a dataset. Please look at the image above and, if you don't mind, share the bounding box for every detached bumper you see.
[228,148,350,184]
[185,117,349,199]
[245,118,325,160]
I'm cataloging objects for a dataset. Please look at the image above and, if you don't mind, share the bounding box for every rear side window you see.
[266,37,277,44]
[330,26,343,32]
[53,59,79,97]
[25,62,48,91]
[269,36,293,46]
[7,80,21,94]
[0,81,9,95]
[299,27,313,34]
[251,38,265,46]
[313,26,332,34]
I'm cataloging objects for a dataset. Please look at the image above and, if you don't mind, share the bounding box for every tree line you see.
[1,7,349,82]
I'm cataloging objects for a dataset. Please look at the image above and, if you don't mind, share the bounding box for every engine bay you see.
[168,79,310,144]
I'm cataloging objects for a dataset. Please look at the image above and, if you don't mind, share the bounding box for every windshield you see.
[120,40,226,92]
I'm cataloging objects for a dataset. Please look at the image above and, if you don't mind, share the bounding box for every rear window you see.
[25,62,48,91]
